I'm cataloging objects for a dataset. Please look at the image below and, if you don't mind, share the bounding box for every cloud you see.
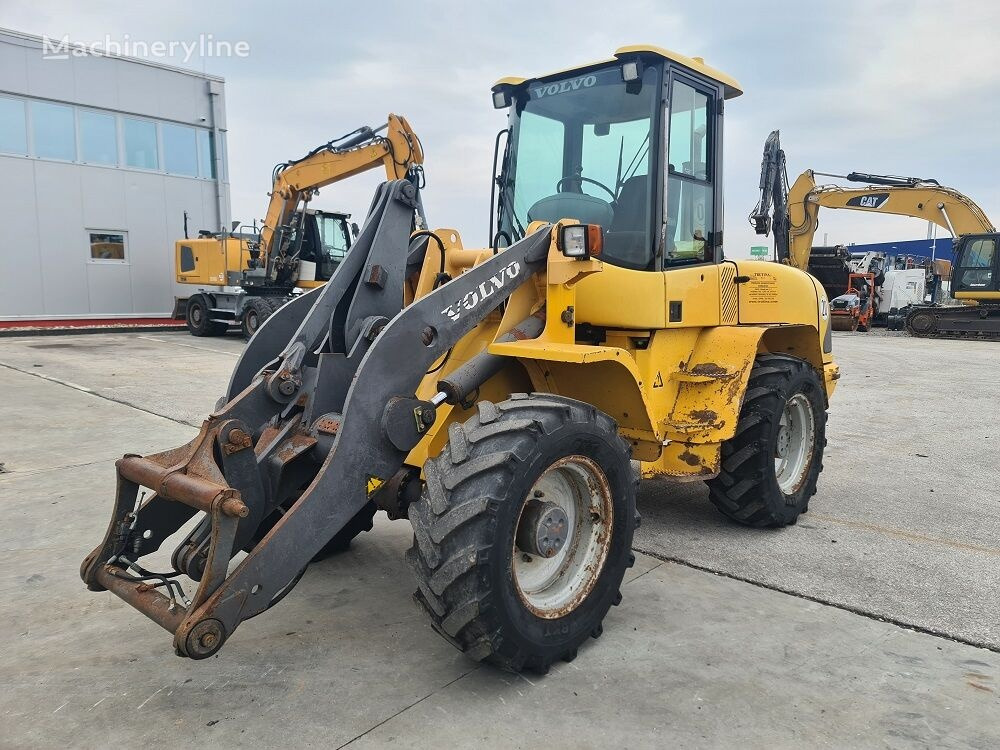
[5,0,999,256]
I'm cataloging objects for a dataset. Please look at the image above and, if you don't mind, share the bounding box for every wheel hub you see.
[516,498,569,558]
[512,456,613,618]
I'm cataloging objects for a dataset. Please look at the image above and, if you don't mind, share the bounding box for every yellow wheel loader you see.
[81,46,838,673]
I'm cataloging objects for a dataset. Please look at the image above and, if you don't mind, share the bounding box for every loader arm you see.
[260,113,424,280]
[81,179,551,659]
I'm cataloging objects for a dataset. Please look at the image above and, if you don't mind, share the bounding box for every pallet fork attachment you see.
[81,179,551,657]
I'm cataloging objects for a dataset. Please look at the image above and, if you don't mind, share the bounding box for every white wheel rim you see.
[774,393,816,494]
[512,455,612,619]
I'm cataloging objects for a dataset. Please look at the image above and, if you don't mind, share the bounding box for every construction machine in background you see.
[81,46,839,673]
[829,272,877,332]
[751,131,1000,339]
[175,114,424,338]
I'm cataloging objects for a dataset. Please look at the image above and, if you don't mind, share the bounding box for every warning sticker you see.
[366,475,384,497]
[746,272,778,304]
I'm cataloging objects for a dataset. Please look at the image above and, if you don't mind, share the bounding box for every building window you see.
[0,96,28,155]
[78,110,118,166]
[88,231,127,263]
[197,129,215,178]
[123,117,158,169]
[31,101,76,161]
[162,123,198,176]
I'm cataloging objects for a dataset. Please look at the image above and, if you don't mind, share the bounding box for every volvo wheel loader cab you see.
[80,47,837,675]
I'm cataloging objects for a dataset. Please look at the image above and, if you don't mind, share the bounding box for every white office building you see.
[0,28,230,320]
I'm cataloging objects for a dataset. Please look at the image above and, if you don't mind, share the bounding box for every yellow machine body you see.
[403,225,837,481]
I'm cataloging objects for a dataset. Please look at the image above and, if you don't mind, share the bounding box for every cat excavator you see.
[175,114,424,338]
[752,131,1000,339]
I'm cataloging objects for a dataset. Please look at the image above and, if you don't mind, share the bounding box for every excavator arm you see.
[259,113,424,283]
[751,130,996,272]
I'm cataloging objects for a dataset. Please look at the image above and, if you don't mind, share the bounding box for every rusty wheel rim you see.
[512,455,613,619]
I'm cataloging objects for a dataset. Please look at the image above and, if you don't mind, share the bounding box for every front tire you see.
[407,394,637,673]
[706,355,827,527]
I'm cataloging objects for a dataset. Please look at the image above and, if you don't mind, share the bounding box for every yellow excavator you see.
[82,46,839,673]
[751,131,999,339]
[175,114,424,338]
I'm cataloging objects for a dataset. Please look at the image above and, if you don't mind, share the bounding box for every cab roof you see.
[493,44,743,100]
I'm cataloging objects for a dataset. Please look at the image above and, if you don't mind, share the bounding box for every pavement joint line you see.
[0,361,200,429]
[807,512,1000,557]
[632,546,1000,655]
[335,664,483,748]
[623,560,665,585]
[134,334,241,357]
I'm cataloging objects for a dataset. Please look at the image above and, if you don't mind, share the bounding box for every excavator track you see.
[905,305,1000,341]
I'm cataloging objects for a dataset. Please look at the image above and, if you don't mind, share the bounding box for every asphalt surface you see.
[1,329,997,748]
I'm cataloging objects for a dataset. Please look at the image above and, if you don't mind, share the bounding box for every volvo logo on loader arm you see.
[441,260,521,321]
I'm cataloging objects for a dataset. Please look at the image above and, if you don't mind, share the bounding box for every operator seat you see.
[605,174,651,267]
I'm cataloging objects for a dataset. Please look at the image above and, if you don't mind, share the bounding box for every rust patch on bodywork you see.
[677,448,702,466]
[689,362,728,378]
[688,409,718,424]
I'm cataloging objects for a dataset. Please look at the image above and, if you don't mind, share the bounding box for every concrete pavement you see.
[1,330,997,748]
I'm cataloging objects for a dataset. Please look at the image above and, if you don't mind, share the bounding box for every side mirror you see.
[351,222,360,238]
[231,220,240,232]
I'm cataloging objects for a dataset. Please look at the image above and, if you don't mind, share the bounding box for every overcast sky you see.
[5,0,999,256]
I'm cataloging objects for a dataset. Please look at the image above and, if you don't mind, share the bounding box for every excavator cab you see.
[952,234,999,297]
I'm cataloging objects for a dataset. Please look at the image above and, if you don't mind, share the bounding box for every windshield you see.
[499,64,660,269]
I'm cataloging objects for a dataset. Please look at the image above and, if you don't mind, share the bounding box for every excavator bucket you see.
[80,179,551,658]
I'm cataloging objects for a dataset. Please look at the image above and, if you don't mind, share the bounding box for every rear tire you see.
[186,294,228,337]
[706,355,826,527]
[406,394,637,673]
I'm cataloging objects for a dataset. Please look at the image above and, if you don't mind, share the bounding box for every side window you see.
[79,110,118,166]
[123,118,158,170]
[0,96,28,155]
[197,129,216,178]
[162,123,198,177]
[666,80,713,265]
[88,231,127,263]
[32,101,76,161]
[956,238,995,289]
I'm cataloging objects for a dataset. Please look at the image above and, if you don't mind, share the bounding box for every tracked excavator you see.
[752,130,1000,339]
[81,47,839,673]
[176,114,424,338]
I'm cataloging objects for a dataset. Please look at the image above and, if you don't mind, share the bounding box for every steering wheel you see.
[556,176,617,202]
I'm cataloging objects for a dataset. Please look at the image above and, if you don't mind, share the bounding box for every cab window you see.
[955,238,995,290]
[503,64,660,270]
[666,80,713,265]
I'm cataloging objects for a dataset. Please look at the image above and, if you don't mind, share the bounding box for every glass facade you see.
[0,93,220,181]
